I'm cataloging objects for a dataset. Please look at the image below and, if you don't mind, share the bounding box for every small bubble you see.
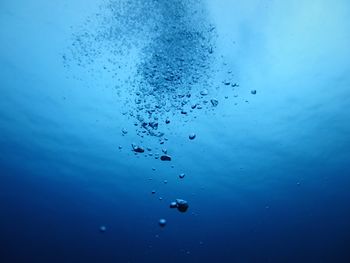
[200,89,208,96]
[99,225,107,233]
[131,144,145,153]
[210,99,219,107]
[160,155,172,161]
[176,199,189,213]
[159,218,167,227]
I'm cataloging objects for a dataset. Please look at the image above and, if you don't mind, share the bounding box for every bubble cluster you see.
[65,0,226,141]
[65,0,257,231]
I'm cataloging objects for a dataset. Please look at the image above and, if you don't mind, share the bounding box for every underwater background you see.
[1,0,350,262]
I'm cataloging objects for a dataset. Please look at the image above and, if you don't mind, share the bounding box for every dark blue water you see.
[1,0,350,262]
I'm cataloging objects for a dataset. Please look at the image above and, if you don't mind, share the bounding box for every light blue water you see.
[1,0,350,262]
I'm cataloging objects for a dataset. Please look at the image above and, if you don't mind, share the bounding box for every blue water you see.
[1,0,350,262]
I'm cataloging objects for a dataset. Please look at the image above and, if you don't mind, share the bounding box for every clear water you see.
[1,0,350,262]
